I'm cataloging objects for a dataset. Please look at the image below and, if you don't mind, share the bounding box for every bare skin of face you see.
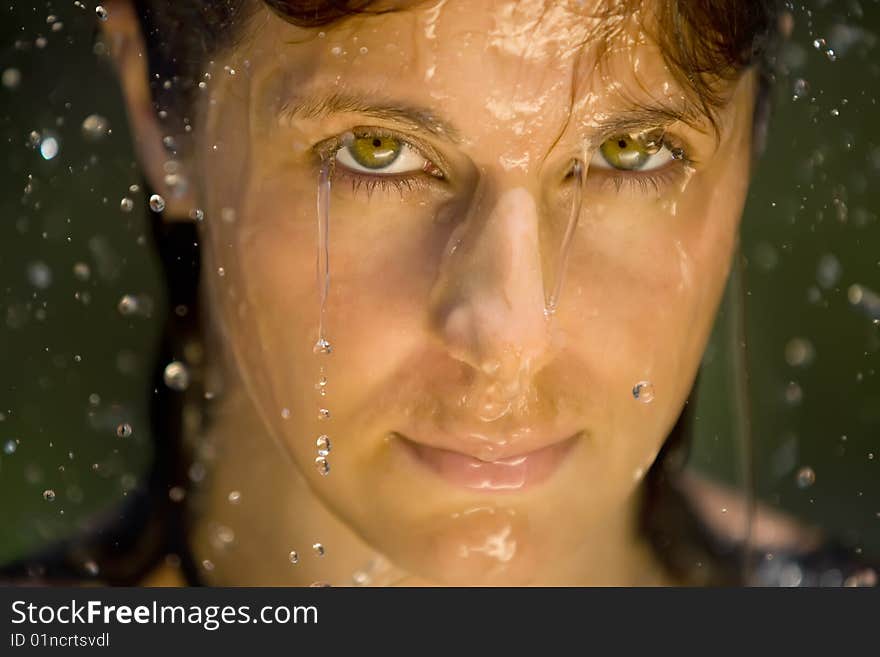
[106,0,757,585]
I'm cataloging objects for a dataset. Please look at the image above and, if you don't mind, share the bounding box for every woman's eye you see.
[591,134,675,172]
[335,134,430,175]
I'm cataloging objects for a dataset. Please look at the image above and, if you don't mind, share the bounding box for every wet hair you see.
[134,0,780,138]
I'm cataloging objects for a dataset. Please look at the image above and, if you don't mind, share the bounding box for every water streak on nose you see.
[431,185,550,422]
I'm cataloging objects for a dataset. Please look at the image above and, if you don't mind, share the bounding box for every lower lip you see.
[397,433,579,491]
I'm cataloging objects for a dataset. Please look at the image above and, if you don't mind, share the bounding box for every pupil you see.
[372,138,382,147]
[617,139,627,149]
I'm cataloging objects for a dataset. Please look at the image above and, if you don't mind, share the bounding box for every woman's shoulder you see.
[139,559,187,587]
[677,469,878,587]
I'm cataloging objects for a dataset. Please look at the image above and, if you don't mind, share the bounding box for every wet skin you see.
[107,0,757,585]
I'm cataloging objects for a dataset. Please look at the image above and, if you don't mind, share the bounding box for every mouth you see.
[394,431,580,492]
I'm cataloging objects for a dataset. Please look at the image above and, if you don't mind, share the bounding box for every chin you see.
[379,504,549,586]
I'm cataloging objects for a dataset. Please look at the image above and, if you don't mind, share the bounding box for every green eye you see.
[347,135,403,170]
[598,135,651,170]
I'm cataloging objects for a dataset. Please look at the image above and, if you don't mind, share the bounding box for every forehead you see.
[244,0,688,122]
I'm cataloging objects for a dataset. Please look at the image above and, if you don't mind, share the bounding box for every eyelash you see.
[587,136,695,194]
[314,127,445,199]
[313,129,693,199]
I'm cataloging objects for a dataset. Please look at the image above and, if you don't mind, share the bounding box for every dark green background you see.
[1,1,878,568]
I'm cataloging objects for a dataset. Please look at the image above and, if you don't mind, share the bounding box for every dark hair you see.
[133,0,779,137]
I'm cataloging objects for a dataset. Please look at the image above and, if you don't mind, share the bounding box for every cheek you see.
[230,180,455,412]
[558,173,744,443]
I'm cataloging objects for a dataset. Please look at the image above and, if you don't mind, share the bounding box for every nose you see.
[429,177,553,421]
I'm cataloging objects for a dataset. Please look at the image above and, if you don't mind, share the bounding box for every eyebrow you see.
[279,90,465,143]
[278,88,710,145]
[585,100,710,142]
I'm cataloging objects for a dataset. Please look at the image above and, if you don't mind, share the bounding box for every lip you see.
[395,431,580,491]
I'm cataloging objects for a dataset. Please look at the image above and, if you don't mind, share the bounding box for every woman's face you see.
[192,0,756,584]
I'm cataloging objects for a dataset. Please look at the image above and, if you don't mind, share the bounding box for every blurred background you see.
[0,1,878,573]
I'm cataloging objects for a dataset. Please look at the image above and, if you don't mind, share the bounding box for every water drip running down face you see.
[545,157,587,317]
[314,157,333,356]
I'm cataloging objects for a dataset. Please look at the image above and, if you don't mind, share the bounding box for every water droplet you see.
[289,550,299,564]
[217,267,226,277]
[792,78,809,101]
[95,5,109,21]
[779,563,803,587]
[117,294,139,315]
[785,381,803,405]
[43,489,56,501]
[281,408,291,419]
[163,361,190,391]
[784,338,815,367]
[359,46,369,54]
[816,253,841,289]
[848,284,865,305]
[331,46,342,56]
[632,381,655,403]
[312,543,325,556]
[215,525,235,546]
[843,568,877,587]
[116,423,132,438]
[315,456,330,475]
[83,560,99,576]
[318,408,330,420]
[189,208,204,221]
[352,570,371,586]
[27,261,52,289]
[72,262,91,281]
[149,194,166,213]
[81,114,109,140]
[2,68,21,89]
[313,338,332,354]
[825,48,837,62]
[812,38,826,49]
[168,486,186,502]
[120,197,134,212]
[830,108,840,117]
[796,466,816,489]
[39,135,59,160]
[309,581,331,587]
[3,439,17,455]
[316,434,331,456]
